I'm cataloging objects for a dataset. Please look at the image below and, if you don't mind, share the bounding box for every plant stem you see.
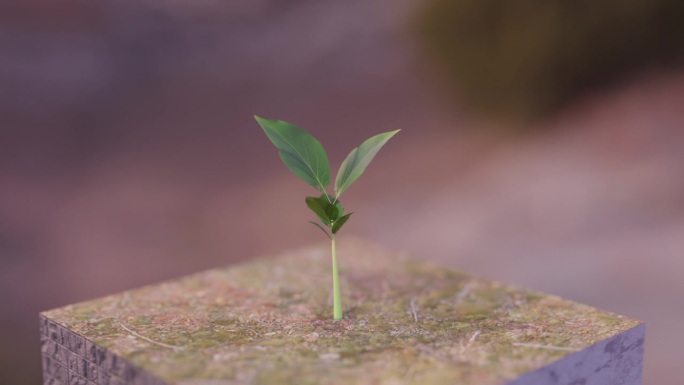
[331,235,342,320]
[321,190,332,203]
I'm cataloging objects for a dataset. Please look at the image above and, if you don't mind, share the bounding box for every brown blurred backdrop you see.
[1,1,683,384]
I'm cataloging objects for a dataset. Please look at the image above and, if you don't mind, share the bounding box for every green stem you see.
[331,235,342,320]
[321,190,332,203]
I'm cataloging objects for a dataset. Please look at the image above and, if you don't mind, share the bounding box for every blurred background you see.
[1,0,683,384]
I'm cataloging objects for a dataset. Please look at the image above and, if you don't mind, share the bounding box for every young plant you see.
[255,115,399,320]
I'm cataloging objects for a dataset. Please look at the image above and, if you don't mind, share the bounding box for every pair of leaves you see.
[255,115,399,198]
[306,196,352,238]
[255,115,398,237]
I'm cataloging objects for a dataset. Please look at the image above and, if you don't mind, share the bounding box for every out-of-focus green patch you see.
[416,0,684,122]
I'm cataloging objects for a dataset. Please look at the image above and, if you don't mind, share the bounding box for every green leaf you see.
[305,196,331,224]
[334,129,400,197]
[331,213,352,234]
[255,115,331,191]
[334,200,344,218]
[325,201,340,222]
[306,196,340,224]
[320,194,344,219]
[309,221,331,239]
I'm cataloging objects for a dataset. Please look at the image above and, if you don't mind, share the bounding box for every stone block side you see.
[40,314,168,385]
[506,323,645,385]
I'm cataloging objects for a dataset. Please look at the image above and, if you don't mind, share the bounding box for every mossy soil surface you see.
[44,238,641,385]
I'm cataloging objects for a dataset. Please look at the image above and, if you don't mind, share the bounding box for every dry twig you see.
[120,323,185,351]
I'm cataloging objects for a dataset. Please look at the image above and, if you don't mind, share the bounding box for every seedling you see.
[255,116,399,320]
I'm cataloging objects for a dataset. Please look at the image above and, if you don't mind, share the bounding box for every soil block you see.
[40,239,644,385]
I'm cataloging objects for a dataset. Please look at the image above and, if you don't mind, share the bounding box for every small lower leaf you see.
[309,221,331,239]
[306,197,331,223]
[332,198,345,218]
[331,213,353,234]
[320,194,344,218]
[325,201,339,221]
[307,196,339,224]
